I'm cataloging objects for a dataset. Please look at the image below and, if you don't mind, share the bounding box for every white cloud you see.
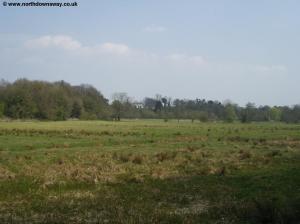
[25,35,286,76]
[167,53,207,66]
[25,35,209,67]
[99,42,130,55]
[25,35,131,56]
[143,24,166,33]
[25,35,81,50]
[167,53,187,61]
[189,56,206,65]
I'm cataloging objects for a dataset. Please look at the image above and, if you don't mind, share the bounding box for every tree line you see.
[0,79,299,123]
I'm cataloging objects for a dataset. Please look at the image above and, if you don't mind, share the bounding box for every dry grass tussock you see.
[2,145,282,189]
[0,166,16,180]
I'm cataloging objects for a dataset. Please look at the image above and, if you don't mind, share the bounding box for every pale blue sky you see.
[0,0,299,106]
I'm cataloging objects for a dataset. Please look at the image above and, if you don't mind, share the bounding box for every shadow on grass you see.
[0,166,300,224]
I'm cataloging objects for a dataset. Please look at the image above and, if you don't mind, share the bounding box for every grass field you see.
[0,120,300,223]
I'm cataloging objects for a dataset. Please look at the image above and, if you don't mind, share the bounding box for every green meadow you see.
[0,120,299,223]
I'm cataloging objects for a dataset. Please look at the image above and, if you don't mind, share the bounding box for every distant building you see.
[133,102,144,109]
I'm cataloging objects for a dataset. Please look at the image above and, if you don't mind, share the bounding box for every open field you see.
[0,120,300,223]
